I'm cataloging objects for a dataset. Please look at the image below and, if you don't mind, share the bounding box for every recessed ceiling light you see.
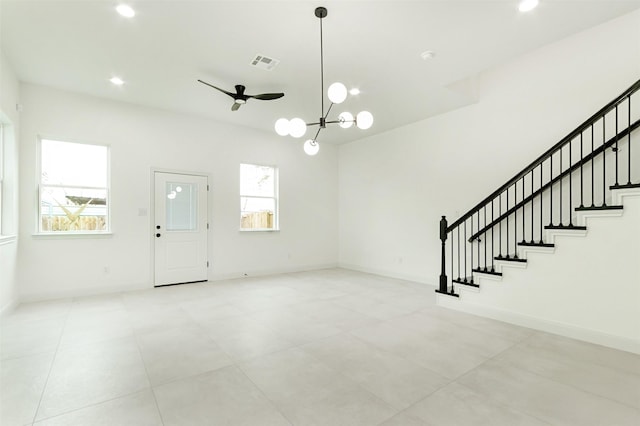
[349,88,360,96]
[110,76,124,86]
[116,4,135,18]
[518,0,539,12]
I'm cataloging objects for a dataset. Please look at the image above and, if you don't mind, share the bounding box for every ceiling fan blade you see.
[197,79,235,98]
[250,93,285,101]
[231,102,241,111]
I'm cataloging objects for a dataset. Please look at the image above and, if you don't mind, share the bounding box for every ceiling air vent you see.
[250,54,280,71]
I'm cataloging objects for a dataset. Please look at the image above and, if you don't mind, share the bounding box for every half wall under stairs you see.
[437,187,640,354]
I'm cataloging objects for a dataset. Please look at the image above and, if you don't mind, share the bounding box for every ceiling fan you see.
[197,79,284,111]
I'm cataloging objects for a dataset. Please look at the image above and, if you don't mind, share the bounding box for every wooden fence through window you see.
[241,211,274,229]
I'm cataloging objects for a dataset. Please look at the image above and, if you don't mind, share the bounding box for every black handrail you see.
[447,79,640,233]
[468,119,640,241]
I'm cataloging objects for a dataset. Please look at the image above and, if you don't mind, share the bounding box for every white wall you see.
[338,9,640,284]
[18,84,338,301]
[0,50,20,313]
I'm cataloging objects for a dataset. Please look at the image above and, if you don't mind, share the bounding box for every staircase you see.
[435,79,640,352]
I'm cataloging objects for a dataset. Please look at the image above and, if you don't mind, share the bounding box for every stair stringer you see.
[438,189,640,354]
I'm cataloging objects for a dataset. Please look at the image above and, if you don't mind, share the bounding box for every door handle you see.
[156,233,161,238]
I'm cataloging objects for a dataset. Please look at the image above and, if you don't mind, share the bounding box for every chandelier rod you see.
[319,9,324,117]
[319,8,325,120]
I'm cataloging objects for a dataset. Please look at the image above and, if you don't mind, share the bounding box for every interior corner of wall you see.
[445,75,480,105]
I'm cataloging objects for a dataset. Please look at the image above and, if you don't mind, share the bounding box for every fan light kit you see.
[275,7,373,156]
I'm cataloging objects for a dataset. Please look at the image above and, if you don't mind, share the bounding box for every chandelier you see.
[274,7,373,156]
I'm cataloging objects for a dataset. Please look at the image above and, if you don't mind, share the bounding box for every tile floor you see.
[1,269,639,425]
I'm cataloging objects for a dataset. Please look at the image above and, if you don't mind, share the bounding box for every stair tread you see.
[575,205,623,211]
[494,256,527,263]
[610,183,640,190]
[472,268,502,277]
[435,289,459,297]
[452,277,478,287]
[518,241,555,248]
[544,224,587,230]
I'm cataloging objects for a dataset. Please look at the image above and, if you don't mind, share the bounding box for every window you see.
[39,138,109,233]
[240,163,278,231]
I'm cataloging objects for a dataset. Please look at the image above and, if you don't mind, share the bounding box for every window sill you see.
[239,229,280,233]
[32,232,114,239]
[0,235,17,246]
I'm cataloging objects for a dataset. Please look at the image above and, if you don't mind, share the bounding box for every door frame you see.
[150,167,211,287]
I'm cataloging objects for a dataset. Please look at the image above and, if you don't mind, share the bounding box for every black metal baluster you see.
[602,116,607,206]
[559,147,563,225]
[530,169,534,242]
[628,95,632,185]
[491,199,495,271]
[464,220,467,282]
[478,212,487,271]
[591,125,595,207]
[469,217,473,283]
[451,226,454,287]
[498,194,502,259]
[615,105,619,186]
[506,187,510,258]
[540,163,543,243]
[569,139,573,226]
[484,206,487,271]
[549,153,554,226]
[580,131,584,208]
[457,226,460,281]
[522,176,527,243]
[513,183,518,259]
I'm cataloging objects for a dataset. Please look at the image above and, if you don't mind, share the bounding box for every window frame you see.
[239,163,279,232]
[0,119,18,245]
[37,137,111,236]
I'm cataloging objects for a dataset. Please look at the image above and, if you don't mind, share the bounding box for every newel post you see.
[438,215,448,293]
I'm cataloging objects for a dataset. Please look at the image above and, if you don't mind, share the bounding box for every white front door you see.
[154,171,208,286]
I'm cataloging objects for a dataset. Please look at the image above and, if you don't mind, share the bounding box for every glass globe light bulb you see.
[338,112,354,129]
[289,118,307,138]
[304,139,320,156]
[356,111,374,130]
[274,118,290,136]
[327,82,348,104]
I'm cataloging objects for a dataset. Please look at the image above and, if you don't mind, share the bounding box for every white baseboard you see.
[208,263,339,282]
[437,294,640,354]
[0,298,19,317]
[19,281,152,303]
[338,262,432,285]
[16,264,341,303]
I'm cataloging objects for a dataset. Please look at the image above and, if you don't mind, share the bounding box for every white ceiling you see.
[2,0,640,144]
